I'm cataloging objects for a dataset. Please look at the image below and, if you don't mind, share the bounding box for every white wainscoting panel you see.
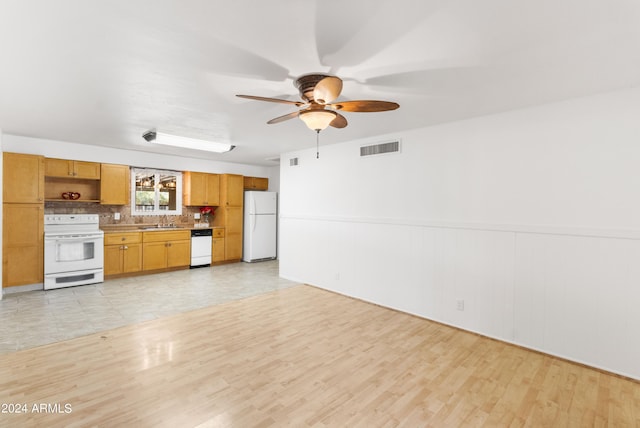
[280,216,640,380]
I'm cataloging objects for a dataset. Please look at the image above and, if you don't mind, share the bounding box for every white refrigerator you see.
[243,191,277,262]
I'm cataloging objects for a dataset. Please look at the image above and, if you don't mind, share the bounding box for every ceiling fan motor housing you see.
[294,73,331,102]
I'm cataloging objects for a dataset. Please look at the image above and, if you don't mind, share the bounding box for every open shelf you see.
[45,198,100,203]
[44,177,100,202]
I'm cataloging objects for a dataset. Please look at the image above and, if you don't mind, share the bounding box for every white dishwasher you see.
[190,228,212,267]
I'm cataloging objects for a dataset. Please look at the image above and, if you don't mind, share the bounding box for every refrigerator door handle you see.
[251,213,257,233]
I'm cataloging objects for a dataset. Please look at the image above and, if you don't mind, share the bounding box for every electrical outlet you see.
[114,212,121,220]
[334,273,340,281]
[194,213,201,219]
[456,300,465,311]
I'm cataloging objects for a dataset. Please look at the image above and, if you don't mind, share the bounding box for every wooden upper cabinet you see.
[183,171,220,206]
[220,174,244,207]
[243,176,269,191]
[3,152,45,203]
[100,163,129,205]
[45,158,101,179]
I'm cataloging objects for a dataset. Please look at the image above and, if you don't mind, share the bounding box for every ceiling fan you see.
[236,73,400,132]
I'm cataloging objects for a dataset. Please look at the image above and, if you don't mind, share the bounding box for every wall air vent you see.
[360,140,401,157]
[289,157,299,166]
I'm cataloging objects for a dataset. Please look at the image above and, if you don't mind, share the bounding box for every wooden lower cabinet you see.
[212,228,225,262]
[166,240,191,268]
[2,203,44,287]
[221,207,242,260]
[104,232,142,276]
[142,242,171,271]
[142,230,190,271]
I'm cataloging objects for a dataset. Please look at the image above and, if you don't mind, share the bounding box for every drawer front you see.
[104,232,142,245]
[142,230,191,243]
[213,228,225,238]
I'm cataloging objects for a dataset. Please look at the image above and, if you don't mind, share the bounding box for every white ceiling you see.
[1,0,640,166]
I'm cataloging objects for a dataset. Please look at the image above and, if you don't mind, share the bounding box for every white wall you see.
[0,127,3,300]
[2,135,273,177]
[279,86,640,380]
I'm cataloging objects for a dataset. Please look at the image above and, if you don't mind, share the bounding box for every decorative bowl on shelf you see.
[61,192,81,200]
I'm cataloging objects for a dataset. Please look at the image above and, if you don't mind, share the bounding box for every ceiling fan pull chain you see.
[316,129,320,159]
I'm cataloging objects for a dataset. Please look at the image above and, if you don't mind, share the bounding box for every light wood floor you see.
[0,285,638,427]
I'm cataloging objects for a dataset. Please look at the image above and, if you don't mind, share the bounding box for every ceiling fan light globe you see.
[299,110,337,131]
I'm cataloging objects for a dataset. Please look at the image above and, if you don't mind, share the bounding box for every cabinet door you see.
[253,177,269,190]
[185,172,220,206]
[225,206,243,235]
[2,203,44,286]
[222,174,244,207]
[184,172,207,206]
[74,161,101,179]
[100,164,130,205]
[167,240,190,268]
[3,153,44,203]
[142,242,167,271]
[44,158,73,177]
[243,176,268,190]
[122,243,143,273]
[225,234,242,260]
[205,173,220,206]
[3,246,43,286]
[227,174,244,206]
[243,176,254,189]
[212,237,225,262]
[225,206,243,260]
[104,245,123,276]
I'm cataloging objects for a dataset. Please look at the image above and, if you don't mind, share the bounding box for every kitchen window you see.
[131,168,182,216]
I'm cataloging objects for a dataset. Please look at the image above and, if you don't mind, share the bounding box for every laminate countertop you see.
[101,224,224,233]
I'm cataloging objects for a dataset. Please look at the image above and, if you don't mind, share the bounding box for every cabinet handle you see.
[123,246,128,250]
[121,237,126,241]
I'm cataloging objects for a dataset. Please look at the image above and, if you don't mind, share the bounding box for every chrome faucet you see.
[157,215,175,228]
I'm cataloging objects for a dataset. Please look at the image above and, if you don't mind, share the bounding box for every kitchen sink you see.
[139,225,185,230]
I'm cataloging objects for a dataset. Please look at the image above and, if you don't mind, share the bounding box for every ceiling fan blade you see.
[315,1,441,71]
[330,113,348,129]
[267,111,300,125]
[313,76,343,104]
[236,94,305,107]
[328,100,399,112]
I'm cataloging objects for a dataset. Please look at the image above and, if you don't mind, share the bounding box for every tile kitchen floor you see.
[0,261,297,354]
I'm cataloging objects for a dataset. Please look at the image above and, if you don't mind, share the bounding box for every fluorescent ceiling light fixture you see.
[143,131,235,153]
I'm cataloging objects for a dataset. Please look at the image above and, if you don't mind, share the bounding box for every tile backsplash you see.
[45,202,207,226]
